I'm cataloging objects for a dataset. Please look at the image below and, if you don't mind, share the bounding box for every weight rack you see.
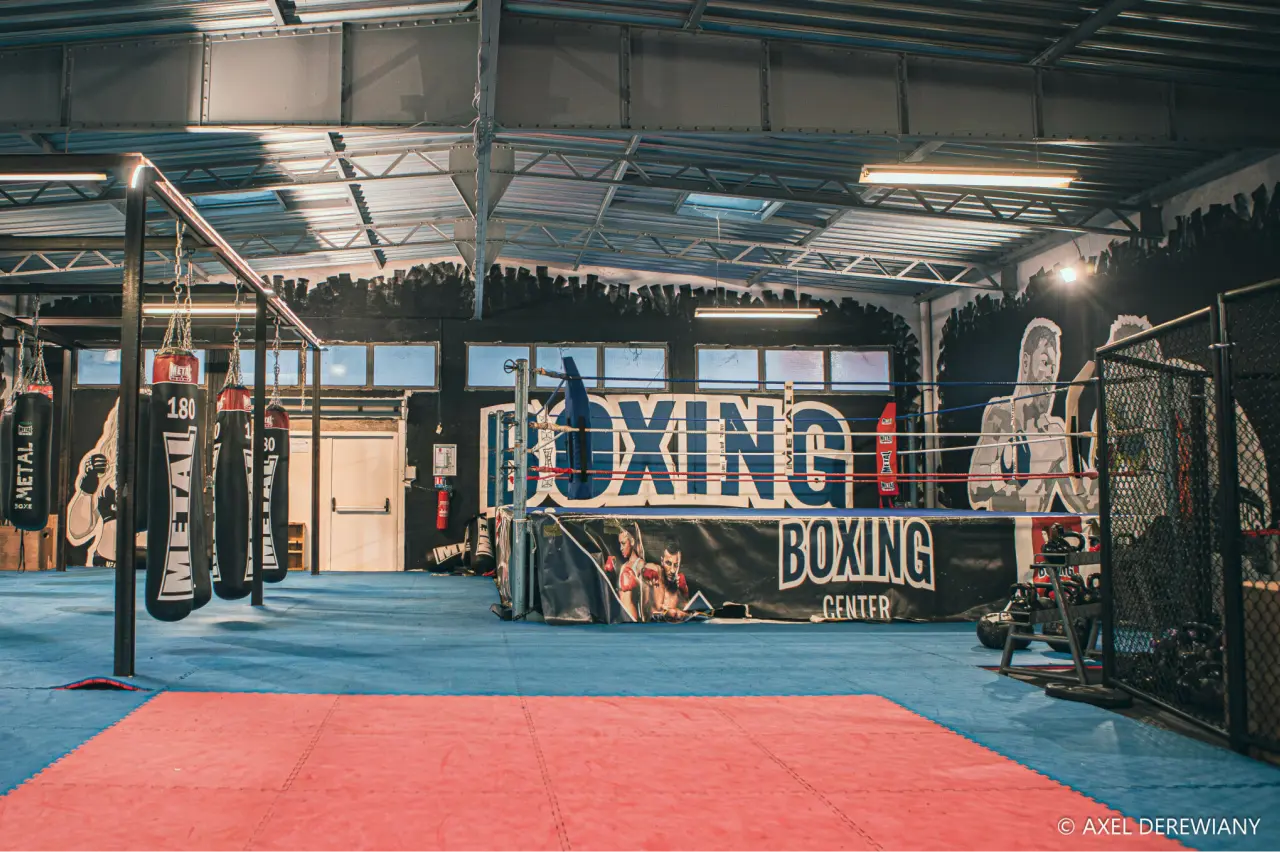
[999,550,1103,686]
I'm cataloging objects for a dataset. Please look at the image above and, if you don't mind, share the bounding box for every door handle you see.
[332,497,391,514]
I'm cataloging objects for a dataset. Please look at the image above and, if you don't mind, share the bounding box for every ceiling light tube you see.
[859,165,1077,188]
[695,307,822,319]
[144,305,255,316]
[0,172,109,183]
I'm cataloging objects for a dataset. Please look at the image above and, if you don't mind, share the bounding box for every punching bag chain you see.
[224,281,244,390]
[27,298,49,389]
[13,328,26,395]
[269,315,282,406]
[162,222,194,353]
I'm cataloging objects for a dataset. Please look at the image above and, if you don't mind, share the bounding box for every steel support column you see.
[54,346,73,571]
[113,161,147,678]
[310,347,321,576]
[251,292,267,606]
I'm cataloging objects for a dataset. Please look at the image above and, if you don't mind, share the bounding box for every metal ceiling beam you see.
[0,141,1149,238]
[572,134,640,270]
[684,0,710,30]
[0,214,999,291]
[325,132,386,268]
[470,0,501,319]
[1,16,1278,139]
[0,306,77,350]
[1031,0,1155,68]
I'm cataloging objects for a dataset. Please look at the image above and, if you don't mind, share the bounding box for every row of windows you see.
[465,344,890,393]
[466,344,667,390]
[75,343,891,394]
[77,344,438,389]
[696,347,892,393]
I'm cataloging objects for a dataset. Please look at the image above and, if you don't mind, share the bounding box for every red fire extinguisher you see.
[435,475,451,530]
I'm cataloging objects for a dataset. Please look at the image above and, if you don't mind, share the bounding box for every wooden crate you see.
[287,522,306,571]
[1244,580,1280,746]
[0,516,58,572]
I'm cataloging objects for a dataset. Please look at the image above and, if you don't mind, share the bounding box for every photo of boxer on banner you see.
[597,521,705,623]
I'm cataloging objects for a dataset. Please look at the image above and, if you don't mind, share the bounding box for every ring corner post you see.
[114,159,148,679]
[1211,298,1249,753]
[251,291,267,606]
[310,345,321,576]
[510,358,530,618]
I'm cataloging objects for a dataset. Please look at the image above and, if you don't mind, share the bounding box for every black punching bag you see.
[262,403,290,583]
[6,385,53,532]
[212,385,252,599]
[0,401,12,523]
[146,351,211,621]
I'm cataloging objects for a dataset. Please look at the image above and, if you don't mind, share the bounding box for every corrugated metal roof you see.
[0,1,1275,299]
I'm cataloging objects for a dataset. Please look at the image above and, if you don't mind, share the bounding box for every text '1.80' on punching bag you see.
[262,403,290,583]
[6,385,53,532]
[146,351,211,621]
[212,385,252,599]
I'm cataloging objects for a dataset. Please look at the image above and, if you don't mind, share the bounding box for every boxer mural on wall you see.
[67,400,123,567]
[968,319,1090,513]
[969,314,1270,537]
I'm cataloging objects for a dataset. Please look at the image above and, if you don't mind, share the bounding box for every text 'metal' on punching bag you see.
[146,350,212,621]
[262,402,290,583]
[4,383,53,531]
[213,384,252,599]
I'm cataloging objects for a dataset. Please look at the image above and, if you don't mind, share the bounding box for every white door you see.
[328,434,401,571]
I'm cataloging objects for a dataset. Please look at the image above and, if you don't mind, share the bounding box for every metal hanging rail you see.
[0,153,325,679]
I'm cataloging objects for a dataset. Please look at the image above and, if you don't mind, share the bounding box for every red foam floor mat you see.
[0,693,1183,851]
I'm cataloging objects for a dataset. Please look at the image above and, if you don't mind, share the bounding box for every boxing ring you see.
[486,358,1098,625]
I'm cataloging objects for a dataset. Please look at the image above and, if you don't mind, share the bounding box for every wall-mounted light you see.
[0,173,109,183]
[695,307,822,319]
[859,165,1077,189]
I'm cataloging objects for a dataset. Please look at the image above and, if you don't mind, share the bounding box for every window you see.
[77,349,208,385]
[467,344,530,388]
[239,349,303,388]
[77,349,124,385]
[697,348,759,390]
[765,350,824,391]
[831,350,891,393]
[604,346,666,390]
[696,346,891,393]
[374,345,437,388]
[536,346,598,388]
[677,193,782,223]
[320,345,368,387]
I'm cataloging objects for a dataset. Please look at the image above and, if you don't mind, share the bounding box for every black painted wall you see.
[50,263,921,569]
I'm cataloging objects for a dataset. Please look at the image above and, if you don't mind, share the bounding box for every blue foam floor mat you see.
[2,568,1278,850]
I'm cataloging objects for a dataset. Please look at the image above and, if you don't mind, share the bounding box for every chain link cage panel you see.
[1100,310,1226,731]
[1222,282,1280,752]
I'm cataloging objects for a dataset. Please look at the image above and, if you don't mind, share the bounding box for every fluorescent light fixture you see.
[1059,265,1079,284]
[0,172,109,183]
[859,165,1077,188]
[144,304,254,316]
[695,307,822,320]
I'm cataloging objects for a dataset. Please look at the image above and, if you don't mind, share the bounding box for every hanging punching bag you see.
[0,400,12,524]
[146,350,211,621]
[262,402,290,583]
[7,384,53,532]
[212,385,252,599]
